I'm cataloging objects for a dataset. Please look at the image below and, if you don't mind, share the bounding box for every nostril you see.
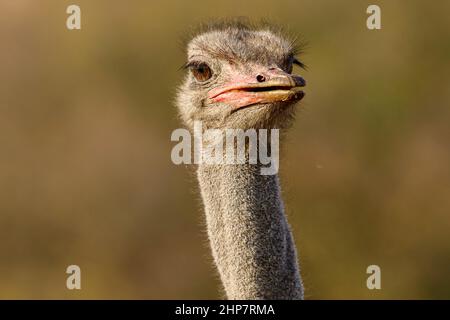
[256,74,266,82]
[299,77,306,86]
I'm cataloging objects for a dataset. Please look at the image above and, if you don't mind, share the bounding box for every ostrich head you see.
[176,21,306,131]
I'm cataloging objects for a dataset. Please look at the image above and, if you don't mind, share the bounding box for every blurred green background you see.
[0,0,449,299]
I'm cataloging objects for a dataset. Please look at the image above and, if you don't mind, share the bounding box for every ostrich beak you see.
[208,70,306,109]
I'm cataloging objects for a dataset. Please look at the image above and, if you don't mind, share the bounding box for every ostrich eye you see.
[190,62,212,82]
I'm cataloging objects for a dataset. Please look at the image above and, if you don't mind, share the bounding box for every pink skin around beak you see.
[208,68,306,109]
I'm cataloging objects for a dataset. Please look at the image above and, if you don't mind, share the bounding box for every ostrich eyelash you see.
[180,61,202,70]
[293,57,307,70]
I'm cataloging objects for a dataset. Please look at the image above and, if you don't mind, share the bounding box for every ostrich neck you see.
[197,162,303,299]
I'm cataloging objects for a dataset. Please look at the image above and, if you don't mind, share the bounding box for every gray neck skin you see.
[197,162,303,299]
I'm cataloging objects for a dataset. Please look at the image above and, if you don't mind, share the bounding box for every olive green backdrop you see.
[0,0,449,298]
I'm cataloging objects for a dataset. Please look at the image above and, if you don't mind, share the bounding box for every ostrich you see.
[176,21,307,300]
